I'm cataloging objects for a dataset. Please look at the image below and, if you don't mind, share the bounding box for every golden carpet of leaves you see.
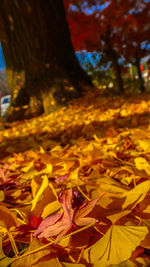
[1,89,150,266]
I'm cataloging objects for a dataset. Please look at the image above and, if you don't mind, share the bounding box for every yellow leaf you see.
[122,180,150,210]
[51,145,62,152]
[132,257,150,266]
[107,181,150,223]
[21,169,41,181]
[69,168,79,180]
[134,157,150,175]
[0,206,19,229]
[84,225,148,266]
[42,200,62,219]
[40,146,45,153]
[58,235,70,247]
[11,238,59,267]
[22,161,34,172]
[139,139,150,151]
[48,181,57,199]
[31,175,49,211]
[32,257,62,267]
[21,163,52,182]
[121,176,132,185]
[45,163,53,173]
[108,260,135,267]
[31,178,39,198]
[0,191,5,202]
[0,234,15,267]
[11,189,22,199]
[62,263,86,267]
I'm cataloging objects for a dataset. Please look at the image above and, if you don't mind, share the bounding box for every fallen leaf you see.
[11,238,57,267]
[135,157,150,175]
[83,225,148,266]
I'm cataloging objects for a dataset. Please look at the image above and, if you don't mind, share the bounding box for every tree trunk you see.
[0,0,93,121]
[104,25,124,93]
[134,52,145,93]
[108,46,124,93]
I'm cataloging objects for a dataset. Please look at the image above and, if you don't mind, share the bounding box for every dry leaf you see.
[84,225,148,266]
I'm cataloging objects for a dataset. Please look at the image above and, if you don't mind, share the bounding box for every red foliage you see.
[64,0,150,63]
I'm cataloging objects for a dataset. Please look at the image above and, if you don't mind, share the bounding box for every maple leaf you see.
[33,189,98,239]
[17,214,42,233]
[0,164,10,183]
[33,189,73,238]
[74,197,99,226]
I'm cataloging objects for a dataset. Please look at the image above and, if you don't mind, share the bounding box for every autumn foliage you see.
[1,89,150,266]
[65,0,150,56]
[64,0,150,92]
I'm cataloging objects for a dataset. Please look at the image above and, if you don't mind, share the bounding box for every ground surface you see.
[1,89,150,266]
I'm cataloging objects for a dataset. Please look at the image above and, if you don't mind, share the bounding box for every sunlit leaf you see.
[11,238,56,267]
[107,181,150,222]
[34,189,73,238]
[0,234,15,267]
[138,139,150,151]
[0,191,5,201]
[0,206,19,229]
[135,157,150,175]
[122,180,150,209]
[31,175,49,211]
[42,200,62,219]
[62,263,86,267]
[74,198,99,226]
[84,225,148,266]
[22,161,34,172]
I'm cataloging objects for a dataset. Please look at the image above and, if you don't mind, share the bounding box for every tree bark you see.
[0,0,93,121]
[104,25,124,93]
[134,52,145,93]
[108,46,124,93]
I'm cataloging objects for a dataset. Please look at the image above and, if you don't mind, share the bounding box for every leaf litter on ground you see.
[1,89,150,266]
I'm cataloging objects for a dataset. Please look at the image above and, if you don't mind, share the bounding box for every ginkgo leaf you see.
[32,257,63,267]
[31,178,39,198]
[21,163,53,181]
[107,260,134,267]
[135,157,150,175]
[2,88,150,266]
[31,175,49,211]
[83,225,148,266]
[11,238,57,267]
[42,200,62,219]
[0,191,5,201]
[122,180,150,209]
[0,234,15,267]
[131,257,150,267]
[0,206,19,229]
[107,181,150,223]
[22,161,34,172]
[138,139,150,151]
[62,263,86,267]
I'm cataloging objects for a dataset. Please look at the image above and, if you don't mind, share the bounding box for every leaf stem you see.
[12,222,95,262]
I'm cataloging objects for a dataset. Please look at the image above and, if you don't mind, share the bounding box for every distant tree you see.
[0,0,93,121]
[66,0,150,93]
[66,0,130,92]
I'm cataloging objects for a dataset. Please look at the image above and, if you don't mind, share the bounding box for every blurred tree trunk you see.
[104,25,124,93]
[108,46,124,93]
[134,52,145,93]
[0,0,93,121]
